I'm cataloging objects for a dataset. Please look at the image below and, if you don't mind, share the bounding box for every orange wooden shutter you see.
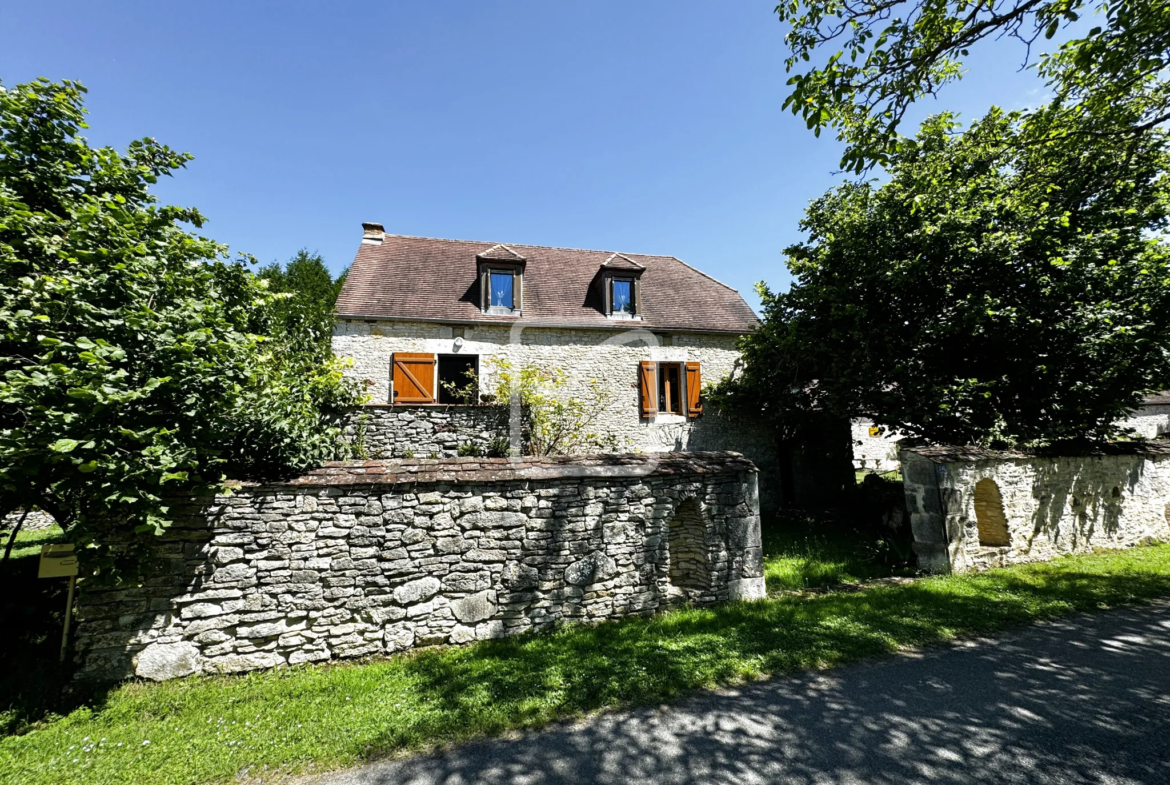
[638,361,655,418]
[685,362,702,418]
[392,353,436,403]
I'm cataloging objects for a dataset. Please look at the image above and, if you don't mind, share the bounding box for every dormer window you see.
[477,244,526,315]
[599,253,645,319]
[490,271,515,309]
[610,278,635,316]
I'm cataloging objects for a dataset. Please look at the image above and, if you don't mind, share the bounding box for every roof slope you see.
[336,234,759,333]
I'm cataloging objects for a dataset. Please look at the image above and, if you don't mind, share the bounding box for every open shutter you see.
[392,353,436,403]
[684,362,702,419]
[638,361,656,418]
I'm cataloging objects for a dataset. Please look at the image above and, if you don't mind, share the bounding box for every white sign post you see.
[38,544,78,663]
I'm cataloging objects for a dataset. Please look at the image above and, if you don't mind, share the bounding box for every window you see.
[658,363,682,414]
[489,271,514,309]
[638,361,703,419]
[437,354,478,404]
[611,278,635,315]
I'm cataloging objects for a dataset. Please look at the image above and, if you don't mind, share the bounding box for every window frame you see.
[658,362,683,415]
[609,277,637,317]
[481,264,523,315]
[437,353,480,405]
[603,273,642,319]
[638,361,703,419]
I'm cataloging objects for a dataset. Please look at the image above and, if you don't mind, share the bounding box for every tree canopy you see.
[257,250,347,360]
[0,79,363,580]
[777,0,1170,172]
[712,96,1170,446]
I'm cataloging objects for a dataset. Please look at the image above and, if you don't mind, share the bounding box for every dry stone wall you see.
[900,443,1170,573]
[350,404,509,458]
[75,453,765,682]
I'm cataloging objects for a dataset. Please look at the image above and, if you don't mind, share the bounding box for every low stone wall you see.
[349,404,510,458]
[75,452,764,681]
[900,443,1170,573]
[348,404,782,512]
[1,509,58,532]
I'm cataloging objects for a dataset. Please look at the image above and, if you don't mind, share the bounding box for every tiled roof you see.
[1143,391,1170,406]
[336,232,759,333]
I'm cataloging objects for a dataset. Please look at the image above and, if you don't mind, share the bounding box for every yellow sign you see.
[868,426,881,437]
[38,544,78,579]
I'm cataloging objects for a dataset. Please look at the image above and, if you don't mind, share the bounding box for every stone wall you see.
[900,443,1170,573]
[333,320,782,512]
[350,404,510,459]
[75,452,765,682]
[1117,404,1170,439]
[1,509,58,532]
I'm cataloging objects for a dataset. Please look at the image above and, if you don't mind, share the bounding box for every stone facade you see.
[851,418,902,472]
[74,452,765,681]
[334,320,781,510]
[900,443,1170,573]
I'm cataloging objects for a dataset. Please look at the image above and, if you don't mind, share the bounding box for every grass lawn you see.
[3,525,1170,785]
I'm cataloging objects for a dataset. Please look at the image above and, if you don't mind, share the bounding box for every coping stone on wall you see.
[240,451,759,489]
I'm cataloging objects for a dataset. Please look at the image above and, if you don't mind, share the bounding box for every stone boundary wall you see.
[349,404,510,459]
[1,509,57,532]
[75,452,765,681]
[900,443,1170,573]
[1117,404,1170,440]
[347,404,782,512]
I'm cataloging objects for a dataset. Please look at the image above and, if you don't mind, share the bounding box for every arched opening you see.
[667,498,709,592]
[973,478,1011,547]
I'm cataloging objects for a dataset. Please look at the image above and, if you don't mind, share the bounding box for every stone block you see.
[451,590,497,624]
[726,576,766,601]
[392,576,441,605]
[500,561,539,591]
[444,571,491,593]
[134,642,202,681]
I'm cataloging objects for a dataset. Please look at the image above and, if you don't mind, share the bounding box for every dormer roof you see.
[476,244,527,263]
[600,253,646,274]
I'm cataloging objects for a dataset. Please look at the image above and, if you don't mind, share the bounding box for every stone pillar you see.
[899,450,953,573]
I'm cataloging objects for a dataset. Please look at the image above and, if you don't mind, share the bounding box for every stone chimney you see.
[361,222,385,245]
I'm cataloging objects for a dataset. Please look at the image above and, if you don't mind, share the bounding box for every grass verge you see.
[3,542,1170,785]
[762,514,914,591]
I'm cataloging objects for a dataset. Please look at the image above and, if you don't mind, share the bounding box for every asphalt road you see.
[303,601,1170,785]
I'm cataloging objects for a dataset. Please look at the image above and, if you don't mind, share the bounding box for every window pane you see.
[657,364,680,414]
[611,279,634,314]
[490,272,514,308]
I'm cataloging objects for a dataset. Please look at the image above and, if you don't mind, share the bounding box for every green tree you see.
[257,250,347,359]
[0,79,363,580]
[712,98,1170,446]
[777,0,1170,172]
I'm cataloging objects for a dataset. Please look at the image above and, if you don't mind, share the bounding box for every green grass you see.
[3,523,67,561]
[4,541,1170,785]
[762,513,915,591]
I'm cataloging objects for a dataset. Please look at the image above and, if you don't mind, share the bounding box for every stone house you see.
[330,223,788,509]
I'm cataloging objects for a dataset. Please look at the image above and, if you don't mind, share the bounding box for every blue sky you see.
[2,1,1061,311]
